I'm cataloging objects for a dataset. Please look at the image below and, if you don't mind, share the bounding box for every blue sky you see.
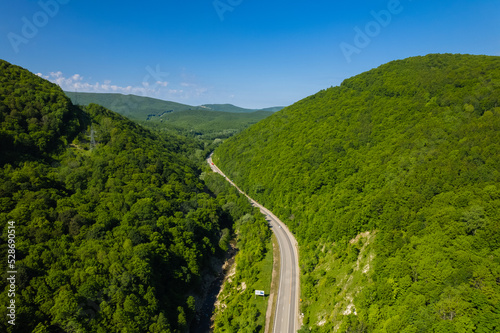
[1,0,499,108]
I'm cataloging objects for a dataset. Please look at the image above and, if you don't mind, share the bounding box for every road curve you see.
[207,153,300,333]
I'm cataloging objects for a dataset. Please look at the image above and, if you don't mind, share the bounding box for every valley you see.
[0,60,273,332]
[213,54,500,332]
[65,92,280,141]
[208,154,300,332]
[1,53,499,333]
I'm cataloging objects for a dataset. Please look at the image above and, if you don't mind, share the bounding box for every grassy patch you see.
[300,231,376,332]
[248,238,274,329]
[266,233,280,333]
[212,211,274,332]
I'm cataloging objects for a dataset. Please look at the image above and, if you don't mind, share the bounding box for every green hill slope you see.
[65,92,276,141]
[1,64,82,164]
[65,91,203,120]
[201,103,257,113]
[201,104,284,113]
[259,106,285,112]
[213,54,500,332]
[0,60,234,332]
[146,109,273,140]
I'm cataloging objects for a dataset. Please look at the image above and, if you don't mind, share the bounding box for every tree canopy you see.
[214,54,500,332]
[0,60,236,333]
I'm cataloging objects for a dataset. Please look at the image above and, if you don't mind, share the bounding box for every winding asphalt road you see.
[207,153,300,333]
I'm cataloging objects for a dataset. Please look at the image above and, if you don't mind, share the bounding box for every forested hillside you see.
[200,104,284,113]
[65,92,274,142]
[202,171,273,332]
[64,92,204,120]
[0,60,230,333]
[145,109,273,141]
[214,54,500,332]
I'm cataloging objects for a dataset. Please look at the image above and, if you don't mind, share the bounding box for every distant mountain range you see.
[0,59,248,332]
[65,92,284,120]
[200,104,284,113]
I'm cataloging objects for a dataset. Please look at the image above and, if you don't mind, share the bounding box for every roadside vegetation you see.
[203,171,273,333]
[0,60,267,333]
[214,54,500,332]
[0,59,275,332]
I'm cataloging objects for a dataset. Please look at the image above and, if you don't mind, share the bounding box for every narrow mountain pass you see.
[207,153,300,333]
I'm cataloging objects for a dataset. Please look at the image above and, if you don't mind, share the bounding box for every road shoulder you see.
[265,233,280,333]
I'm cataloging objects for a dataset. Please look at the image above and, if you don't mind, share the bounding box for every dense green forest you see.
[214,54,500,332]
[64,92,205,120]
[144,110,273,142]
[65,92,276,142]
[203,171,272,332]
[0,59,272,332]
[200,104,283,113]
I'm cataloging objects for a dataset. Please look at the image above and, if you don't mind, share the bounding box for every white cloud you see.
[36,73,49,79]
[42,71,153,96]
[39,70,209,104]
[50,71,63,78]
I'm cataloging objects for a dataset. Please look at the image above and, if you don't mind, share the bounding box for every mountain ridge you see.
[64,91,204,120]
[200,103,284,113]
[214,53,500,332]
[65,91,283,118]
[0,59,237,332]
